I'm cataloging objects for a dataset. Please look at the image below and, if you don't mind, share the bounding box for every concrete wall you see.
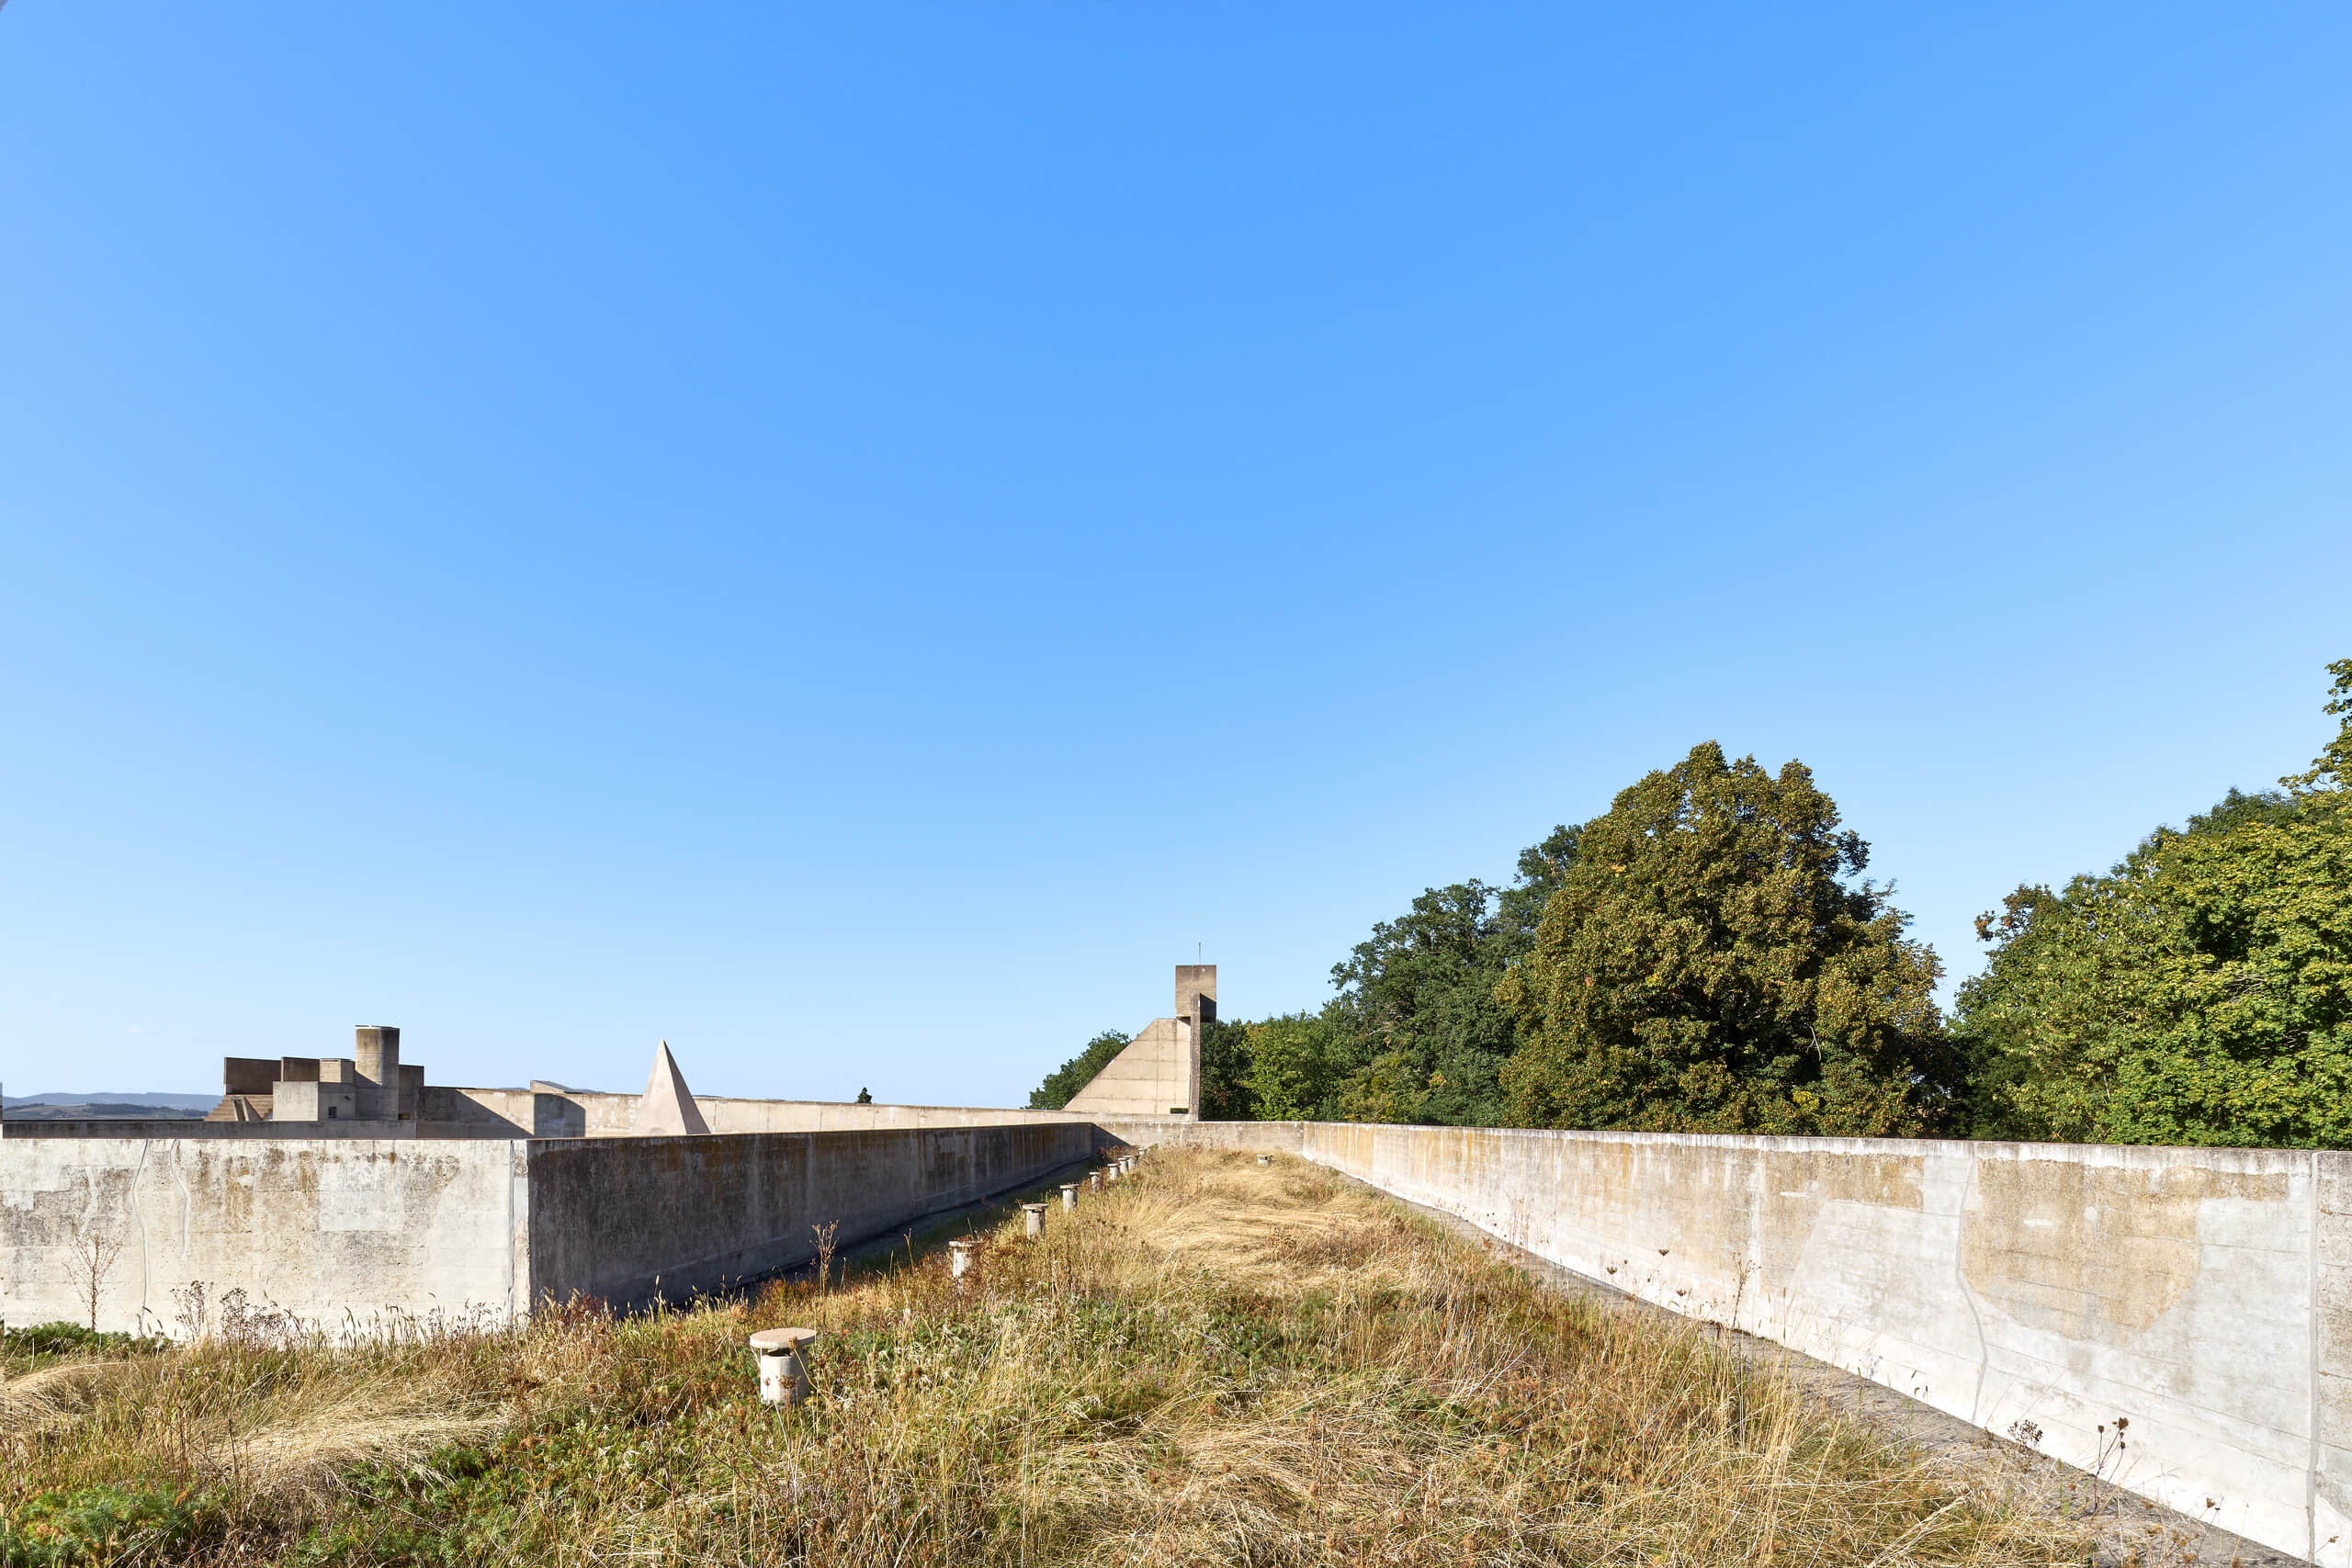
[1104,1119,2346,1566]
[526,1121,1102,1308]
[1,1090,587,1141]
[2,1091,1066,1142]
[0,1136,527,1332]
[1089,1114,1303,1153]
[1,1122,1104,1337]
[2,1118,422,1140]
[540,1091,1088,1137]
[425,1088,587,1138]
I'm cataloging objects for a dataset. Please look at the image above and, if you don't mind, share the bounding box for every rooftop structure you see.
[211,1024,421,1125]
[1063,964,1215,1120]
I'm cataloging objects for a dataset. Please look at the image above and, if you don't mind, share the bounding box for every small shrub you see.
[0,1322,165,1359]
[0,1486,211,1565]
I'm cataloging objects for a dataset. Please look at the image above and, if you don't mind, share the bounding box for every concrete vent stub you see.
[638,1039,711,1135]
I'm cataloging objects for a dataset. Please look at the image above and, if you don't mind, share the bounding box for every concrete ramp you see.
[1065,964,1215,1122]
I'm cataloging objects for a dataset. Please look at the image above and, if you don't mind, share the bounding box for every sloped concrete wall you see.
[1264,1123,2341,1566]
[1064,1020,1196,1119]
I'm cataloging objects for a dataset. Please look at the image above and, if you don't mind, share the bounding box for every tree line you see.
[1032,660,2352,1148]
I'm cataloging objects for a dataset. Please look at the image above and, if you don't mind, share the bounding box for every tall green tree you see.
[1239,1012,1352,1121]
[1498,742,1954,1135]
[1957,660,2352,1146]
[1197,1015,1258,1121]
[1321,826,1578,1125]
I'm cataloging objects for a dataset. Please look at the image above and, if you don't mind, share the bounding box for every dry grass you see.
[0,1149,2100,1565]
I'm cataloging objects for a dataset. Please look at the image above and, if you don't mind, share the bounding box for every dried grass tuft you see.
[0,1360,132,1435]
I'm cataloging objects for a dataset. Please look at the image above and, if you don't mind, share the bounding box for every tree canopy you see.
[1957,660,2352,1146]
[1497,742,1954,1136]
[1030,660,2352,1153]
[1315,826,1578,1125]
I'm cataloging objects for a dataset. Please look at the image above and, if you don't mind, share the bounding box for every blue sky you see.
[3,3,2346,1104]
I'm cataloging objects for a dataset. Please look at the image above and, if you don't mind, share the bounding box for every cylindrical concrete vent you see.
[354,1025,401,1121]
[750,1326,816,1407]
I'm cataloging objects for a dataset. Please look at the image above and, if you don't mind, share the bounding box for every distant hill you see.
[3,1101,209,1120]
[3,1092,218,1111]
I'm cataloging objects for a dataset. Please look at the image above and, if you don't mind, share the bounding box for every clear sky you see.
[3,3,2347,1105]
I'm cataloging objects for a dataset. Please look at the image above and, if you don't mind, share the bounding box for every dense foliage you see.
[1498,744,1953,1135]
[1318,827,1577,1125]
[1033,660,2352,1151]
[1956,661,2352,1146]
[1193,1016,1256,1121]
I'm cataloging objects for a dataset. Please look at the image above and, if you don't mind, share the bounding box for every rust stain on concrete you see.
[1960,1159,2286,1338]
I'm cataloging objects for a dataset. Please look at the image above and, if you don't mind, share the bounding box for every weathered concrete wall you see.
[1089,1114,1304,1153]
[0,1136,526,1333]
[1,1122,1103,1336]
[523,1122,1101,1308]
[1,1092,1048,1142]
[2,1118,422,1140]
[545,1092,1089,1137]
[0,1091,587,1142]
[427,1088,586,1138]
[1102,1121,2343,1566]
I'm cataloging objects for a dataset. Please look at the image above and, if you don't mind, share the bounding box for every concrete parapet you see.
[0,1135,525,1332]
[3,1117,419,1140]
[1108,1119,2352,1566]
[0,1122,1099,1336]
[1089,1115,1306,1154]
[533,1091,1099,1137]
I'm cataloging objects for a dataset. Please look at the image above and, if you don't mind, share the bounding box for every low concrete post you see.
[1089,1170,1102,1191]
[949,1239,976,1282]
[1023,1202,1047,1239]
[1060,1183,1077,1212]
[750,1326,817,1408]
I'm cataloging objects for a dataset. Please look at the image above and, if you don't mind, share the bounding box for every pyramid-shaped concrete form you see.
[637,1039,711,1135]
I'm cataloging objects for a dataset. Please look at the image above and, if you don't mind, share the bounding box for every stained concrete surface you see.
[0,1122,1106,1333]
[1097,1117,2342,1564]
[1381,1177,2299,1568]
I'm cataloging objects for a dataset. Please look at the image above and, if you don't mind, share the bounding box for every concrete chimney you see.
[1174,965,1216,1122]
[354,1025,401,1121]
